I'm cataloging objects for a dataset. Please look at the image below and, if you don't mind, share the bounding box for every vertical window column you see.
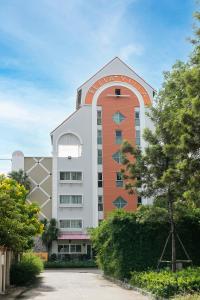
[97,149,102,164]
[135,109,140,146]
[98,196,103,211]
[98,173,103,187]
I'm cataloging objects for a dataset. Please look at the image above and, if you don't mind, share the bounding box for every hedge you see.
[130,268,200,298]
[44,259,97,269]
[11,252,43,285]
[90,205,200,279]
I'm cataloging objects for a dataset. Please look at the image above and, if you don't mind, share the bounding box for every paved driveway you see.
[6,269,149,300]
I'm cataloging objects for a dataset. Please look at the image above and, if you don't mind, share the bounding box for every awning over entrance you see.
[58,233,90,240]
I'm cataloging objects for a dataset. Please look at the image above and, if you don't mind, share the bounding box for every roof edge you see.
[77,56,156,92]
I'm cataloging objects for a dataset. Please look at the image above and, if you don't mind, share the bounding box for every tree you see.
[121,11,200,272]
[8,169,31,192]
[41,218,59,253]
[0,175,43,252]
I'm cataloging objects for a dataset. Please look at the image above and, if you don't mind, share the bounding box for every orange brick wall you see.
[97,85,140,215]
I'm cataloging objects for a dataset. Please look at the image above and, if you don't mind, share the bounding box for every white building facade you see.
[12,57,155,258]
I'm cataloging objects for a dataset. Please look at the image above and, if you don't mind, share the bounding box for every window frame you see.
[116,172,123,187]
[98,195,103,211]
[97,110,102,125]
[113,196,127,209]
[112,151,124,164]
[60,171,83,183]
[98,172,103,188]
[58,244,82,254]
[59,195,83,207]
[115,130,122,144]
[97,149,102,165]
[97,130,102,144]
[59,219,83,230]
[112,112,125,124]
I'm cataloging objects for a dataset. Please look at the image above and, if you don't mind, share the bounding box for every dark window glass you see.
[97,130,102,144]
[98,173,103,187]
[113,196,127,208]
[97,110,102,125]
[115,130,122,144]
[115,89,121,96]
[98,196,103,211]
[116,172,123,187]
[98,149,102,164]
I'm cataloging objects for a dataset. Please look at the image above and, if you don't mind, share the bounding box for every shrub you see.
[90,208,200,279]
[11,252,44,285]
[130,268,200,298]
[44,259,97,269]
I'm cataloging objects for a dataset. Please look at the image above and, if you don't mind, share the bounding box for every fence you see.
[0,246,13,294]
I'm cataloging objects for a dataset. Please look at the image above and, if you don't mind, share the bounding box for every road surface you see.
[5,269,149,300]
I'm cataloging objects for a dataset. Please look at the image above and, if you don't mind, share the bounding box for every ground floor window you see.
[58,244,82,253]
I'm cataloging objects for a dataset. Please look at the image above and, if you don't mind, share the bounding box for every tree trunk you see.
[168,195,176,272]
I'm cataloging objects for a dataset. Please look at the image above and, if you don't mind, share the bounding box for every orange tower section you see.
[97,85,140,216]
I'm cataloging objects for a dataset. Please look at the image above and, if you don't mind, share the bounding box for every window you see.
[98,149,102,164]
[137,196,142,206]
[112,151,124,164]
[58,244,82,253]
[60,219,82,229]
[71,244,82,253]
[112,112,125,124]
[97,110,102,125]
[97,130,102,144]
[136,130,140,146]
[116,172,123,187]
[60,195,82,205]
[71,172,82,180]
[58,245,70,253]
[113,196,127,208]
[60,172,70,180]
[98,196,103,211]
[98,172,103,188]
[115,88,121,96]
[115,130,122,144]
[135,110,140,126]
[58,133,82,158]
[77,89,82,108]
[60,172,82,181]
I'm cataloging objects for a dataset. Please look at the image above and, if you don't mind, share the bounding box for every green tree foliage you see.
[121,12,200,272]
[0,175,43,252]
[91,207,200,280]
[8,169,31,192]
[41,218,59,253]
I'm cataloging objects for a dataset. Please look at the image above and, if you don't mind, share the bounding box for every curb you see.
[104,275,164,300]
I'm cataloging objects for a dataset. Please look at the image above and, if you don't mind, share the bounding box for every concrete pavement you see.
[2,269,149,300]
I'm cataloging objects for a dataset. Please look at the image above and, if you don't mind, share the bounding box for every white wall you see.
[51,106,94,230]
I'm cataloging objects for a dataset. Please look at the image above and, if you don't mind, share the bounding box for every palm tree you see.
[8,169,31,191]
[41,218,59,253]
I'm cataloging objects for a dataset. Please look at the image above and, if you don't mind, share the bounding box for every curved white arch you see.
[56,131,83,158]
[90,81,146,228]
[55,131,83,149]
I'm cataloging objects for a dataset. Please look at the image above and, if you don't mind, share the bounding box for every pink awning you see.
[58,233,90,240]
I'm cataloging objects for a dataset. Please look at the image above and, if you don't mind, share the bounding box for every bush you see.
[44,259,97,269]
[130,268,200,298]
[11,252,44,285]
[90,207,200,279]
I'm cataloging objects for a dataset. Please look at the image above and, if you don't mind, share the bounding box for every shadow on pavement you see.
[15,276,55,299]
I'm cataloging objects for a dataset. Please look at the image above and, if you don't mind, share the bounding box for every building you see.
[12,57,155,258]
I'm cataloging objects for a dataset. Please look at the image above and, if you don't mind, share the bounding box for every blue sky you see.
[0,0,197,173]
